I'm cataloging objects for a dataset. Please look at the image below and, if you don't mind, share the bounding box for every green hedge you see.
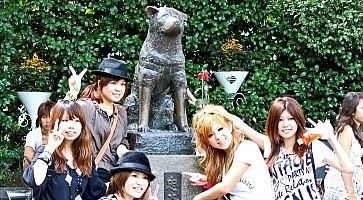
[1,0,362,185]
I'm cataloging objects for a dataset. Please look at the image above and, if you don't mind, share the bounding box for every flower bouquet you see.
[16,53,53,92]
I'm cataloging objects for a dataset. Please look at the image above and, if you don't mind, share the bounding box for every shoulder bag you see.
[95,105,119,167]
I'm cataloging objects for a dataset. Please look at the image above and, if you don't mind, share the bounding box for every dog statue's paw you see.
[180,125,192,133]
[166,124,178,132]
[138,125,150,132]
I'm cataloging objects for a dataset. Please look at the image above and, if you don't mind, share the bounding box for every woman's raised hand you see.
[46,119,65,153]
[67,66,87,98]
[305,118,334,140]
[145,184,159,200]
[224,113,245,131]
[182,172,208,186]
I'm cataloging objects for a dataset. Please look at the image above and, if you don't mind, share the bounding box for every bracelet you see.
[347,192,356,198]
[203,182,213,190]
[38,152,52,166]
[65,91,77,101]
[43,150,52,156]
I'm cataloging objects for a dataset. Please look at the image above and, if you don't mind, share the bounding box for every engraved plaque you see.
[164,172,182,200]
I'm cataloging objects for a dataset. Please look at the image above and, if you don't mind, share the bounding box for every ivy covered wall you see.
[0,0,362,185]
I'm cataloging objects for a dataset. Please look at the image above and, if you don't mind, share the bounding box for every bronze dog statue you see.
[126,6,190,133]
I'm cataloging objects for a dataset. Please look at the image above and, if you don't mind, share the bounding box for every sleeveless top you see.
[323,135,363,199]
[267,140,330,200]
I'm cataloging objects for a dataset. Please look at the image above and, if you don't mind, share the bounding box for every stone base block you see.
[148,155,204,200]
[128,131,195,155]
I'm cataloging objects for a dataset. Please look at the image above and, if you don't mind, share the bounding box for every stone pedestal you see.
[128,131,195,155]
[129,131,204,199]
[148,155,204,200]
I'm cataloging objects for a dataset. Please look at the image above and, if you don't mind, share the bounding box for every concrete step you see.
[148,155,204,200]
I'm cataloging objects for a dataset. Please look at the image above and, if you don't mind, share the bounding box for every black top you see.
[23,147,107,200]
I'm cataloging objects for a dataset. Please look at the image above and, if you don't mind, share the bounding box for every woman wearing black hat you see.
[66,58,133,182]
[99,151,158,200]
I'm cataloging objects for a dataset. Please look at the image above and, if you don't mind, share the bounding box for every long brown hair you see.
[192,104,243,186]
[80,75,125,103]
[265,97,308,168]
[337,92,363,147]
[50,100,94,176]
[107,171,150,200]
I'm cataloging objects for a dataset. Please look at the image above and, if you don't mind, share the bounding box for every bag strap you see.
[309,143,317,183]
[95,105,119,166]
[309,143,325,197]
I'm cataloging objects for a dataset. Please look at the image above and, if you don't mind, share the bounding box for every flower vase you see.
[17,91,52,130]
[214,71,249,95]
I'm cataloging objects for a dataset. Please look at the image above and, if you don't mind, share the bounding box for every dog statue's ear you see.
[146,6,159,18]
[180,12,188,21]
[174,9,188,21]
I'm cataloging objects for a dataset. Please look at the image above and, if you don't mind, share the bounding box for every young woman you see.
[24,100,55,170]
[23,100,107,200]
[66,58,133,182]
[324,92,363,200]
[99,151,158,200]
[234,96,353,200]
[185,104,274,200]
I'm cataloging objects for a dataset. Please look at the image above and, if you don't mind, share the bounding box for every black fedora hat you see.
[92,58,133,82]
[110,151,155,181]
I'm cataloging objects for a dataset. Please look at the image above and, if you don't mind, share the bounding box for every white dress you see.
[224,140,274,200]
[323,135,363,200]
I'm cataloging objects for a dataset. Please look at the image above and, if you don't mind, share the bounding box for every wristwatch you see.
[38,152,52,166]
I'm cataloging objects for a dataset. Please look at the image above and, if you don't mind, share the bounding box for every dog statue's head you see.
[146,6,187,37]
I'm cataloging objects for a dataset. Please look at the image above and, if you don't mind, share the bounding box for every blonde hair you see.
[192,104,243,185]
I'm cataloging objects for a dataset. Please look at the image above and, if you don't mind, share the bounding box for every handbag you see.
[95,105,119,166]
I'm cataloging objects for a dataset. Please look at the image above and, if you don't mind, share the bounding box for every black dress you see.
[23,147,107,200]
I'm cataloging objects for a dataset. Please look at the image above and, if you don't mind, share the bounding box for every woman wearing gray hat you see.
[66,58,133,182]
[99,151,158,200]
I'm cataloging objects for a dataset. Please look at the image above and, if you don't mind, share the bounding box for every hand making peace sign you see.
[68,66,87,93]
[305,118,334,140]
[65,66,87,100]
[46,119,65,152]
[144,184,159,200]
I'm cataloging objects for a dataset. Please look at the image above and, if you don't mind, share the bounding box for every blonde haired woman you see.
[185,105,273,200]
